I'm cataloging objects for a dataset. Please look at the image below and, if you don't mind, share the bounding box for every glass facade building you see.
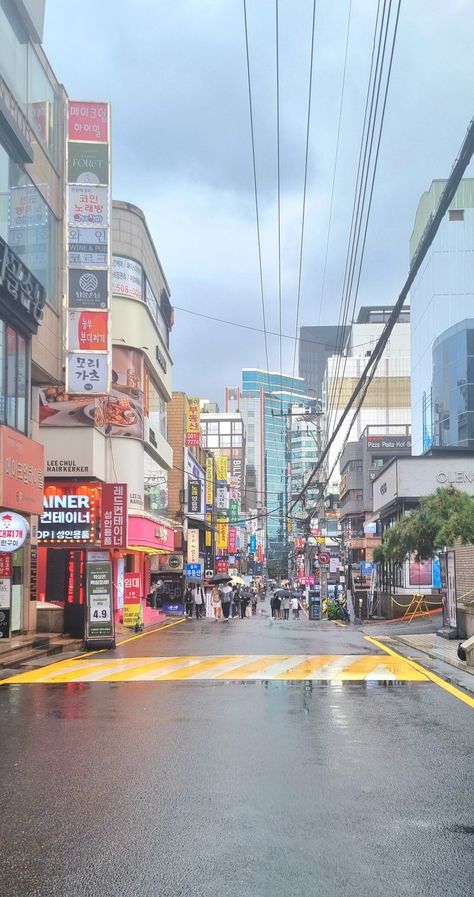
[410,179,474,453]
[241,370,308,573]
[432,319,474,450]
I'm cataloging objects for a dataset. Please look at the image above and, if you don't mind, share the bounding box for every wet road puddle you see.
[0,653,429,684]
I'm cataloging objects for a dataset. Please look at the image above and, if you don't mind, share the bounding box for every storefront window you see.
[144,452,168,515]
[27,47,58,161]
[0,319,29,433]
[0,145,58,308]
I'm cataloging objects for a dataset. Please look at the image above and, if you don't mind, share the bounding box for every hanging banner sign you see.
[188,480,202,515]
[185,397,200,446]
[67,185,109,227]
[228,527,237,554]
[216,484,228,512]
[68,269,108,309]
[205,511,213,547]
[101,483,128,549]
[215,456,228,483]
[206,457,214,509]
[68,142,109,185]
[68,101,109,142]
[187,528,199,564]
[67,353,109,395]
[217,519,228,551]
[67,310,109,351]
[86,560,114,643]
[249,534,257,553]
[68,227,108,267]
[228,499,239,523]
[0,554,13,577]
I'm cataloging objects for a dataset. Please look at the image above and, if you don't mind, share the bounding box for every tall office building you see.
[227,371,308,575]
[410,179,474,453]
[298,325,349,399]
[323,307,411,489]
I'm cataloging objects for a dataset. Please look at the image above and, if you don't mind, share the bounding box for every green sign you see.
[86,561,114,641]
[228,500,239,523]
[68,142,109,184]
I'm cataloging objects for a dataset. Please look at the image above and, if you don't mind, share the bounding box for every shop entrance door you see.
[46,549,86,638]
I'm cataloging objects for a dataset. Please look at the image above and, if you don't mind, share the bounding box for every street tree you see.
[376,486,474,563]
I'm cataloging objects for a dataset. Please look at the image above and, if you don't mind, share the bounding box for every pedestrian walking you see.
[281,595,290,620]
[251,592,258,615]
[240,589,249,619]
[211,586,222,621]
[184,586,194,619]
[272,594,281,620]
[291,595,300,619]
[193,584,205,619]
[220,583,232,621]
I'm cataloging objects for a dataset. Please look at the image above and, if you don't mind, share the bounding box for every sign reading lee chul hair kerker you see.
[66,101,111,397]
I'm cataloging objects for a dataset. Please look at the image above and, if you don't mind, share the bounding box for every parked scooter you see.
[334,596,350,623]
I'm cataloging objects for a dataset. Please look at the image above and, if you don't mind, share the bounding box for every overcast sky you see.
[44,0,473,405]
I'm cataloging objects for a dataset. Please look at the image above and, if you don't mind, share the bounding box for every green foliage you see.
[327,600,339,620]
[376,487,474,564]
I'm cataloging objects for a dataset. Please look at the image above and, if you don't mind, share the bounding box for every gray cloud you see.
[44,0,474,404]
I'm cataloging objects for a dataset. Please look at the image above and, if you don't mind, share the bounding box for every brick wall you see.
[454,540,474,602]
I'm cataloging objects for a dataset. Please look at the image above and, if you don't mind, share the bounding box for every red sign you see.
[68,101,108,142]
[257,545,263,562]
[101,483,127,549]
[228,526,237,554]
[318,551,330,566]
[68,311,109,351]
[215,559,228,574]
[0,425,45,514]
[124,573,142,603]
[0,553,12,577]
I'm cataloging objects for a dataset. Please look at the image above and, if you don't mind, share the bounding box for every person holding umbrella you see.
[210,574,232,622]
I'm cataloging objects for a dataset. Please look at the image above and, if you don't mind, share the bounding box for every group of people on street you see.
[270,593,300,620]
[184,582,260,621]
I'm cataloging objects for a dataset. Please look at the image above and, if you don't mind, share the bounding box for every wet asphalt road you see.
[1,607,473,897]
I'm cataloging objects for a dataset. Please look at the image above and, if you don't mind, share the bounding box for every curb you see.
[390,637,474,697]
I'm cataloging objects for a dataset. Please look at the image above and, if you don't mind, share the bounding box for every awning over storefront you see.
[127,515,174,554]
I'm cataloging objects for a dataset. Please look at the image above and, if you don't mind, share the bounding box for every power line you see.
[290,0,317,389]
[275,0,283,411]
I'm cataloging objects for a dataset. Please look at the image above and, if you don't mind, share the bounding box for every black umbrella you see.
[274,589,292,598]
[186,577,205,586]
[210,574,232,584]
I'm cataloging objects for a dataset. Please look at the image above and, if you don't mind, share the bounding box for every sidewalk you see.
[393,632,469,674]
[114,604,171,641]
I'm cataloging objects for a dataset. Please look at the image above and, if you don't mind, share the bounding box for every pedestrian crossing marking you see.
[1,654,430,684]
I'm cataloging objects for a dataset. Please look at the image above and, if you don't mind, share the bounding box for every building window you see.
[219,421,231,434]
[448,209,464,222]
[232,421,242,433]
[0,319,29,434]
[220,434,231,447]
[207,421,218,435]
[233,435,242,447]
[144,452,168,515]
[145,371,167,439]
[207,434,219,448]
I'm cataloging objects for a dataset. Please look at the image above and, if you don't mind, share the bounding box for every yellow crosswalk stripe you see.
[0,654,431,684]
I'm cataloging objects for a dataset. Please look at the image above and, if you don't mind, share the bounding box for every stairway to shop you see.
[0,633,82,671]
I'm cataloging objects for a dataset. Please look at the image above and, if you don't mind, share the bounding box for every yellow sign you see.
[217,518,228,551]
[185,396,200,446]
[205,511,212,547]
[123,603,143,627]
[206,457,214,506]
[215,456,228,482]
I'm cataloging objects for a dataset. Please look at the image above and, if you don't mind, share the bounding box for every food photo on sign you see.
[39,347,144,439]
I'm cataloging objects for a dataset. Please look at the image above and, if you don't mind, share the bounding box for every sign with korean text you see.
[68,269,108,309]
[124,573,142,603]
[216,484,228,513]
[188,480,202,515]
[228,527,237,554]
[187,528,199,564]
[0,236,46,334]
[0,426,44,514]
[112,256,143,300]
[86,561,114,642]
[67,353,109,395]
[101,483,127,549]
[186,562,202,578]
[185,397,200,447]
[68,227,108,266]
[215,456,228,483]
[0,512,29,552]
[329,557,340,574]
[68,101,109,142]
[68,311,109,351]
[215,558,228,574]
[206,457,214,509]
[205,511,213,547]
[68,185,109,227]
[217,519,228,551]
[0,554,12,577]
[68,142,109,185]
[249,534,257,553]
[228,499,239,524]
[38,483,100,545]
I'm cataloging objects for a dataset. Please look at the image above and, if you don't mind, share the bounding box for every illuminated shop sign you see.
[38,484,100,544]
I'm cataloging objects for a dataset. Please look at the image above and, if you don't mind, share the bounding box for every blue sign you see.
[360,561,374,575]
[163,602,184,616]
[249,535,257,552]
[186,563,202,578]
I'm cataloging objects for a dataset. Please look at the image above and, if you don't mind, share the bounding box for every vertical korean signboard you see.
[185,397,200,447]
[123,572,143,628]
[66,101,111,396]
